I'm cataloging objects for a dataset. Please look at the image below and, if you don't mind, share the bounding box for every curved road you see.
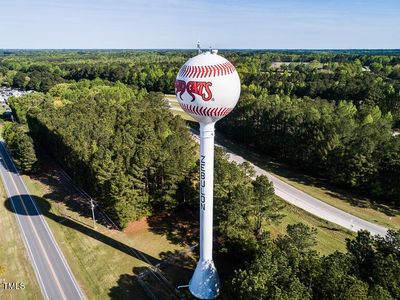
[168,95,389,236]
[223,146,388,236]
[189,128,388,236]
[0,141,85,300]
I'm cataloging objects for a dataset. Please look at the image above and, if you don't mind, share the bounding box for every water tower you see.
[175,50,241,299]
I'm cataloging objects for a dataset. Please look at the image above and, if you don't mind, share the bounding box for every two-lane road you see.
[0,141,85,300]
[189,128,388,236]
[224,147,388,236]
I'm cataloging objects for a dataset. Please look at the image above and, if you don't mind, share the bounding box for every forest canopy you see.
[12,80,196,226]
[3,49,400,207]
[2,49,400,298]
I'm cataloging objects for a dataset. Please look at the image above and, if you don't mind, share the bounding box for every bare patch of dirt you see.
[124,217,149,235]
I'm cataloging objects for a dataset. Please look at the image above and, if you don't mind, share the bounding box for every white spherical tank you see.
[175,51,241,124]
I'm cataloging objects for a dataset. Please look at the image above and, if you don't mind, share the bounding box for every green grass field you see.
[0,182,42,300]
[164,94,177,103]
[164,94,197,122]
[270,199,353,254]
[170,109,196,122]
[212,131,400,231]
[21,173,187,299]
[272,170,400,230]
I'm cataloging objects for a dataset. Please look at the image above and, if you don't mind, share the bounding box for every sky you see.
[0,0,399,49]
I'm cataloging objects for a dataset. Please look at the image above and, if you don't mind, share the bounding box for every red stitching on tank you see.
[178,62,236,78]
[178,102,233,117]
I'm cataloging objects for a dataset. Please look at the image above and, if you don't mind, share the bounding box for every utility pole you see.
[90,198,96,229]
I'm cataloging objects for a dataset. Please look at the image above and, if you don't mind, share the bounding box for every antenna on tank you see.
[197,42,202,54]
[208,46,218,54]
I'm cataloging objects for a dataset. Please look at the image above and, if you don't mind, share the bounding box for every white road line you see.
[187,128,389,236]
[1,145,67,299]
[1,143,86,300]
[0,153,49,300]
[12,194,68,300]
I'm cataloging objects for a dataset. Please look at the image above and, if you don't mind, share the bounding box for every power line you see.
[57,168,181,299]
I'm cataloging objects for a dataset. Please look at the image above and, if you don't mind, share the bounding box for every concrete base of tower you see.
[189,259,220,299]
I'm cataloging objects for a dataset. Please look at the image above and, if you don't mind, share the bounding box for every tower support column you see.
[189,122,220,299]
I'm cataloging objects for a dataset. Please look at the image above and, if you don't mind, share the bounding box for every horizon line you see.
[1,48,400,51]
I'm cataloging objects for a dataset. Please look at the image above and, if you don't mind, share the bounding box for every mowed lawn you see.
[170,109,196,122]
[165,94,196,122]
[269,199,354,255]
[21,173,187,299]
[212,130,400,231]
[272,170,400,230]
[0,182,42,300]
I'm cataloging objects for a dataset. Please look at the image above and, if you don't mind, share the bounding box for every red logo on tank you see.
[175,80,213,102]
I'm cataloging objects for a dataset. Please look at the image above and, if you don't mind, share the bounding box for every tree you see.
[215,156,284,255]
[3,123,38,173]
[313,252,368,300]
[23,82,196,226]
[229,247,311,300]
[346,230,376,282]
[228,224,320,300]
[251,175,284,240]
[12,71,30,89]
[276,223,317,253]
[8,92,47,124]
[346,230,400,299]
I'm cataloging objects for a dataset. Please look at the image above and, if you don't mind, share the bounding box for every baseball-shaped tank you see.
[175,51,241,124]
